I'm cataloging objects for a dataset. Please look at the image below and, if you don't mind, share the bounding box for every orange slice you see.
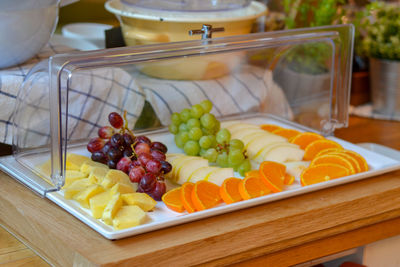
[162,187,185,213]
[342,150,369,172]
[260,124,282,132]
[272,128,301,140]
[300,163,350,186]
[303,139,343,161]
[238,176,270,200]
[191,180,221,211]
[315,147,343,158]
[283,173,295,185]
[245,170,261,178]
[180,182,196,213]
[327,152,361,173]
[259,161,285,193]
[220,177,243,204]
[290,132,325,150]
[310,154,356,174]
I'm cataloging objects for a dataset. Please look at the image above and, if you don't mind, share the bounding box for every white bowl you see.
[61,23,113,49]
[0,0,59,69]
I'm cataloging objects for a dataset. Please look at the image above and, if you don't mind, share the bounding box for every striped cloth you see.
[0,41,293,147]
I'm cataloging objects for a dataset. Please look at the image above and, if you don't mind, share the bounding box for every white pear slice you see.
[220,120,241,129]
[284,161,310,178]
[252,141,291,163]
[231,128,266,141]
[170,156,202,181]
[225,123,260,134]
[189,166,220,184]
[165,154,186,179]
[177,158,209,185]
[263,144,305,163]
[206,168,235,186]
[247,136,287,160]
[241,132,273,147]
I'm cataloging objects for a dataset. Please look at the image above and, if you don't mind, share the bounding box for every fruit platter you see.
[5,100,394,240]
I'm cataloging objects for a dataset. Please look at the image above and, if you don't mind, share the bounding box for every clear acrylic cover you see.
[12,25,353,196]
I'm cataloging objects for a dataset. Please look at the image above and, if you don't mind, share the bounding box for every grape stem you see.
[122,110,135,137]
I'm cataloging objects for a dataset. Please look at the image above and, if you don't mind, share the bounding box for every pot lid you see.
[106,0,266,22]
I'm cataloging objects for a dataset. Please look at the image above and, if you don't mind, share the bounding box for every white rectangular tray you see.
[2,115,400,240]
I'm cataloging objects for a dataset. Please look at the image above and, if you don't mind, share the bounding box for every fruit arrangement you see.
[61,153,157,230]
[87,111,171,200]
[169,100,251,176]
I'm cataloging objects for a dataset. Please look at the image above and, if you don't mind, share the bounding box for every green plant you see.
[282,0,344,74]
[360,2,400,61]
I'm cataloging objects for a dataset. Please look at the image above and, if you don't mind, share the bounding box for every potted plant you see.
[360,2,400,116]
[272,0,344,109]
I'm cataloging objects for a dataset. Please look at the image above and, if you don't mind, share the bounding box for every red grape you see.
[129,166,146,183]
[107,147,122,162]
[98,126,114,139]
[91,151,107,164]
[123,147,133,158]
[110,133,124,147]
[123,133,134,146]
[108,112,124,129]
[102,141,112,154]
[160,160,172,174]
[117,157,132,173]
[135,135,151,145]
[148,181,166,201]
[138,153,152,167]
[87,137,105,153]
[135,142,150,155]
[145,159,162,174]
[150,149,166,161]
[139,173,156,192]
[151,142,168,153]
[107,160,117,169]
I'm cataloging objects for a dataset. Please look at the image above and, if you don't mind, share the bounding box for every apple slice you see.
[252,142,290,163]
[169,155,197,180]
[247,135,287,160]
[220,120,241,129]
[206,168,235,186]
[263,144,305,163]
[241,132,272,147]
[177,158,209,185]
[225,123,260,134]
[171,156,207,183]
[189,166,220,184]
[284,161,310,178]
[231,128,266,141]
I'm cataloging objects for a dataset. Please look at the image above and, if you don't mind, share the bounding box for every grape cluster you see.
[87,112,171,200]
[169,100,251,176]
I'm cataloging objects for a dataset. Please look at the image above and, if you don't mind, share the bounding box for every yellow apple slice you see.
[231,128,266,141]
[189,166,220,183]
[263,143,305,163]
[284,161,310,178]
[177,158,209,185]
[206,168,235,186]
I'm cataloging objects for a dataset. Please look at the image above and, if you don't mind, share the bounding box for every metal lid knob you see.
[189,24,225,40]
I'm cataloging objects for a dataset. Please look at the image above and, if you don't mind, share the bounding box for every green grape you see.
[178,123,188,132]
[189,127,203,141]
[190,104,204,119]
[186,118,201,129]
[204,148,218,162]
[199,135,212,149]
[201,127,214,135]
[169,124,178,134]
[216,128,231,144]
[214,120,221,133]
[199,148,207,157]
[184,140,200,156]
[237,159,251,176]
[228,149,245,166]
[216,152,229,167]
[200,100,213,113]
[175,131,189,148]
[230,139,244,151]
[208,135,217,148]
[200,113,217,129]
[179,108,191,122]
[171,112,181,126]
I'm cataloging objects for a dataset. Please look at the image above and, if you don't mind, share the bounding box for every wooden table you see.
[1,116,400,266]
